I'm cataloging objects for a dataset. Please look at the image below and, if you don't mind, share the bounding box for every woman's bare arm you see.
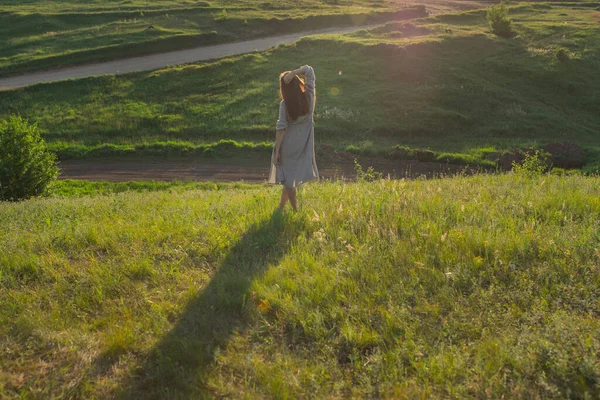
[283,66,307,83]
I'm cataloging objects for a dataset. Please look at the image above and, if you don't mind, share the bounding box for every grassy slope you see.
[1,2,599,165]
[0,0,422,77]
[1,174,600,398]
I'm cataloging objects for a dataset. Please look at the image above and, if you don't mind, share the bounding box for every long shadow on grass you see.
[116,211,302,398]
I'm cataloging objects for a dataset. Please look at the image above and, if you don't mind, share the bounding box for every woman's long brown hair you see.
[280,71,310,122]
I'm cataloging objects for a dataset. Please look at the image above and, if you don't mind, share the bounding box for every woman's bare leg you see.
[278,187,289,210]
[288,188,298,211]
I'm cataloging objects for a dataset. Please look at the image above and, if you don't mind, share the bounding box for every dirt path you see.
[0,1,490,90]
[59,158,478,182]
[0,24,381,91]
[7,0,490,182]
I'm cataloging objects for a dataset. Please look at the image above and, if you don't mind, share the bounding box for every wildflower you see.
[257,299,270,312]
[311,209,320,222]
[313,228,327,243]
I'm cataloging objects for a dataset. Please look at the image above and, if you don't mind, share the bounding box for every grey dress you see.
[268,65,319,188]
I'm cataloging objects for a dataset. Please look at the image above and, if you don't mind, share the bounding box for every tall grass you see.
[50,179,258,197]
[1,174,599,398]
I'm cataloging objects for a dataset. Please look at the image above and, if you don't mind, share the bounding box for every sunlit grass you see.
[50,179,259,197]
[1,174,599,397]
[1,3,598,165]
[0,0,423,76]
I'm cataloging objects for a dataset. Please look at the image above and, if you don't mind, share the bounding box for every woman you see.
[268,65,319,211]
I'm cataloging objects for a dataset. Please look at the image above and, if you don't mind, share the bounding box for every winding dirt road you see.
[0,24,381,91]
[0,1,489,91]
[59,158,479,182]
[5,0,490,182]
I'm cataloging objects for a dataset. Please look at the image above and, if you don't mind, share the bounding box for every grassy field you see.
[0,0,427,77]
[49,178,257,197]
[1,173,599,398]
[1,2,599,169]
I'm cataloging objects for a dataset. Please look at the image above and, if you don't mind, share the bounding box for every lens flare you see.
[330,87,340,95]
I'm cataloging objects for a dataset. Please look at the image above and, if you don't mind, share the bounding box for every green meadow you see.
[2,2,600,397]
[2,174,600,398]
[1,2,599,169]
[0,0,424,77]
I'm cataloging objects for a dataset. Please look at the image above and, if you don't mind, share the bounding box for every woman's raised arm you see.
[284,65,315,96]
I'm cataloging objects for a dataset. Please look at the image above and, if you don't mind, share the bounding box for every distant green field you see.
[0,0,424,77]
[1,2,599,168]
[2,174,599,398]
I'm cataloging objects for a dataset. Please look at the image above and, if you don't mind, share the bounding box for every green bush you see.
[413,149,436,162]
[512,150,549,177]
[0,115,59,201]
[487,3,512,37]
[354,159,383,181]
[436,152,477,165]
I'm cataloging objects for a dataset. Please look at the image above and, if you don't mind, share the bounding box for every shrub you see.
[413,149,436,162]
[512,150,549,177]
[487,3,512,37]
[0,116,59,201]
[354,159,383,182]
[389,145,412,160]
[436,152,477,165]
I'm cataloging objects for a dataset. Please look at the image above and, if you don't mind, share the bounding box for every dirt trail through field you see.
[7,0,489,182]
[0,1,488,90]
[59,157,479,182]
[0,25,381,90]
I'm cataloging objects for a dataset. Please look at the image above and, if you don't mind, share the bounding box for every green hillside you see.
[1,2,599,169]
[0,0,424,77]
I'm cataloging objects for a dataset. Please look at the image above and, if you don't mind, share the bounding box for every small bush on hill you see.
[487,2,512,37]
[414,149,436,162]
[512,150,549,177]
[354,159,383,181]
[0,115,59,201]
